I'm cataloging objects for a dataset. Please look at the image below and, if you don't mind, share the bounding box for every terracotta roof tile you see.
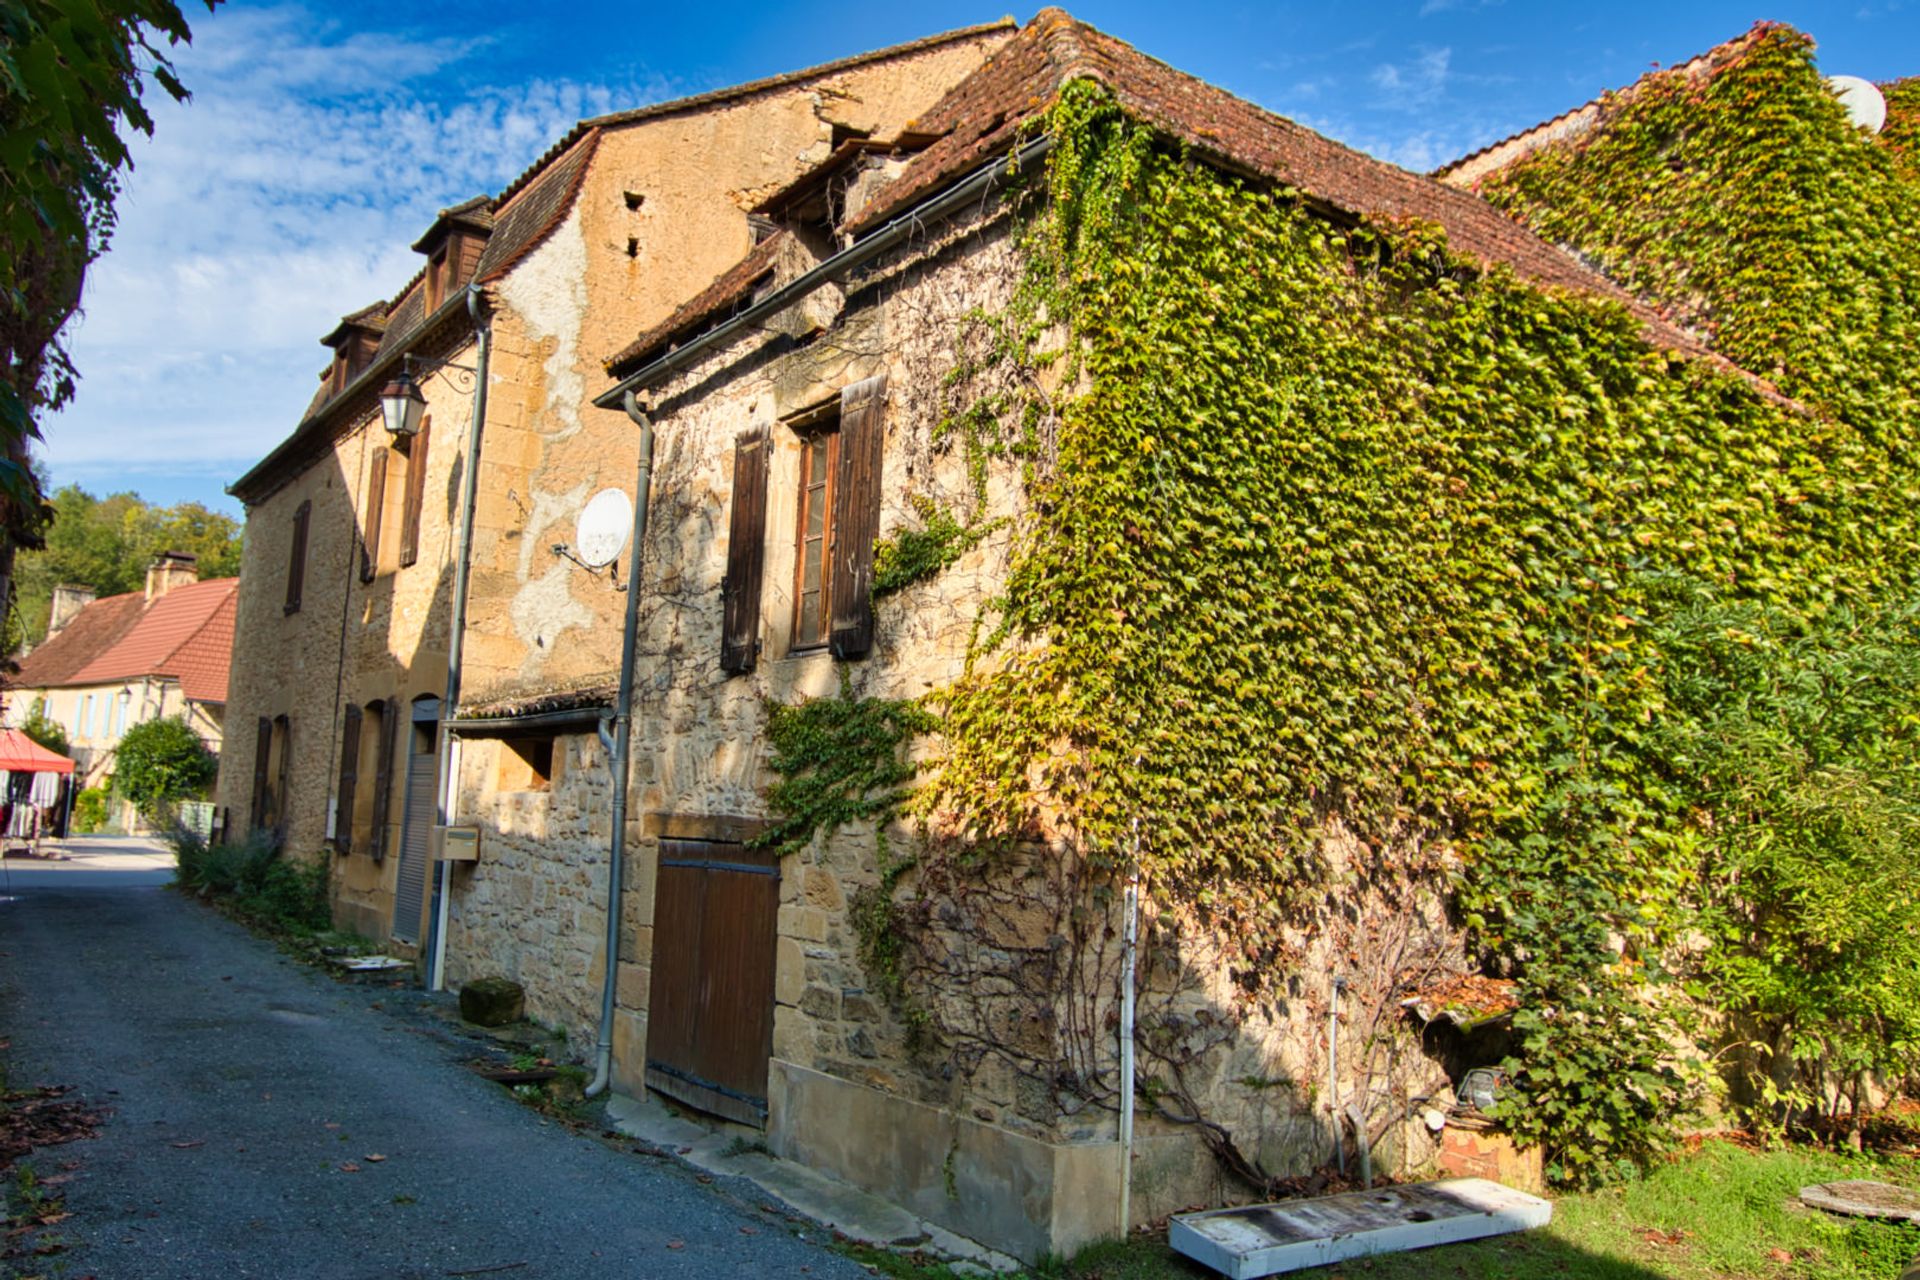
[67,578,240,697]
[169,586,237,704]
[605,233,788,375]
[10,593,145,689]
[607,11,1759,389]
[1432,28,1769,188]
[475,129,600,283]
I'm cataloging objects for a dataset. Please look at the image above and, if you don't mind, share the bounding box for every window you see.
[366,700,396,861]
[285,499,311,613]
[399,418,431,568]
[334,705,362,853]
[361,448,388,583]
[251,714,292,832]
[791,423,839,651]
[496,735,558,792]
[426,247,449,312]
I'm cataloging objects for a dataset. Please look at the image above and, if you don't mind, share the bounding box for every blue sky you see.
[45,1,1917,517]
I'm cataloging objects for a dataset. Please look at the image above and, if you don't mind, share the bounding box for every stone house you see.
[215,23,1017,943]
[434,9,1758,1260]
[4,552,235,828]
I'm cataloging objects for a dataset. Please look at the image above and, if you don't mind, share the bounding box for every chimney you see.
[47,583,96,636]
[145,551,199,604]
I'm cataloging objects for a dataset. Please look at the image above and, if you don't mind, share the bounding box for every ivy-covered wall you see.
[901,65,1920,1183]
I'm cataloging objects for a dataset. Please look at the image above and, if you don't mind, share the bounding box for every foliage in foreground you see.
[0,1,208,537]
[167,827,329,934]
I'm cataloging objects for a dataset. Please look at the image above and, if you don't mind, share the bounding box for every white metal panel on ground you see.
[1169,1178,1552,1279]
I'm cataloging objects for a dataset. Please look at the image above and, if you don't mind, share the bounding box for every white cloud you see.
[1370,47,1453,109]
[41,3,666,508]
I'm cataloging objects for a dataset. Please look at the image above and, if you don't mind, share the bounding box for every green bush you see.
[167,827,330,934]
[113,715,215,820]
[71,787,107,833]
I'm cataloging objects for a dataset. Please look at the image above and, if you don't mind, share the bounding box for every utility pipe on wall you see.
[425,285,492,992]
[1118,853,1141,1239]
[584,390,655,1099]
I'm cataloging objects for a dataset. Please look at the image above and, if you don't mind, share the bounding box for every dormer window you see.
[426,246,451,312]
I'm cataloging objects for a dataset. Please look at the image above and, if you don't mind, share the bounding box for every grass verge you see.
[849,1140,1920,1280]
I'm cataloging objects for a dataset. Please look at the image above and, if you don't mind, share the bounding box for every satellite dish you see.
[1828,75,1888,134]
[573,488,633,568]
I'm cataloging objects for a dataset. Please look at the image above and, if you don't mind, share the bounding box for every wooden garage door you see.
[644,838,780,1126]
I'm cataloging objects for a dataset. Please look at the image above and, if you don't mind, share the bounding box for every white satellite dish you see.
[574,488,633,568]
[1828,75,1888,134]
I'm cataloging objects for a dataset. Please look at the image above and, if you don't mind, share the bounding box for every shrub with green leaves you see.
[167,826,329,934]
[112,714,214,819]
[71,786,107,834]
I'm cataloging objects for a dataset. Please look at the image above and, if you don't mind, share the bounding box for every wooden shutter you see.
[399,418,431,568]
[721,428,769,674]
[361,449,387,583]
[250,716,273,830]
[273,715,292,833]
[369,703,398,861]
[335,705,362,853]
[284,499,311,613]
[829,373,887,659]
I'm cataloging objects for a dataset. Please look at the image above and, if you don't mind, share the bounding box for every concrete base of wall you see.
[768,1059,1137,1262]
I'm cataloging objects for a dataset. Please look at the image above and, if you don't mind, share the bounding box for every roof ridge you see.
[1433,24,1776,186]
[490,19,1021,213]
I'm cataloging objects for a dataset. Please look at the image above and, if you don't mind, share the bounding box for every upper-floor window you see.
[426,247,450,312]
[791,421,839,651]
[285,499,311,614]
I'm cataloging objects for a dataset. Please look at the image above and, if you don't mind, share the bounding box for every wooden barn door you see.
[644,839,780,1126]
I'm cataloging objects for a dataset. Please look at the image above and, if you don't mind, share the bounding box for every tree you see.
[20,694,67,756]
[9,483,242,647]
[112,714,214,818]
[0,2,215,631]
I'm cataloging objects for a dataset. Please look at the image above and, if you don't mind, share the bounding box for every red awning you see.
[0,728,75,774]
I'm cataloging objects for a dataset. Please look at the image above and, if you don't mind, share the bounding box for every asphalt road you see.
[0,850,869,1279]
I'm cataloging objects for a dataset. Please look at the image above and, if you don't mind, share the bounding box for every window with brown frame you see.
[790,422,838,651]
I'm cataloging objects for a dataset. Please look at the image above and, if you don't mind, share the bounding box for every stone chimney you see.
[47,583,96,636]
[145,550,199,604]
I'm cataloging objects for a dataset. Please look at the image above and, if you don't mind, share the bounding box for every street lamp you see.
[379,353,477,441]
[379,365,427,439]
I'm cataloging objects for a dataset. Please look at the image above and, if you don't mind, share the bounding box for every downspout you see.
[584,389,653,1098]
[425,284,491,992]
[1118,843,1141,1239]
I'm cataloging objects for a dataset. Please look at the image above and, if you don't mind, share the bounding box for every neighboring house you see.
[215,23,1016,943]
[4,552,236,828]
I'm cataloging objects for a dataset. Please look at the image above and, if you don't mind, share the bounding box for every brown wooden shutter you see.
[284,500,311,613]
[721,428,770,674]
[250,716,273,830]
[361,449,387,583]
[369,703,398,861]
[399,418,431,568]
[829,373,887,659]
[334,704,362,853]
[273,715,292,834]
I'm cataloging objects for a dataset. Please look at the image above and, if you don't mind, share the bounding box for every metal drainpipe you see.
[584,389,654,1098]
[1118,853,1141,1239]
[425,285,491,992]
